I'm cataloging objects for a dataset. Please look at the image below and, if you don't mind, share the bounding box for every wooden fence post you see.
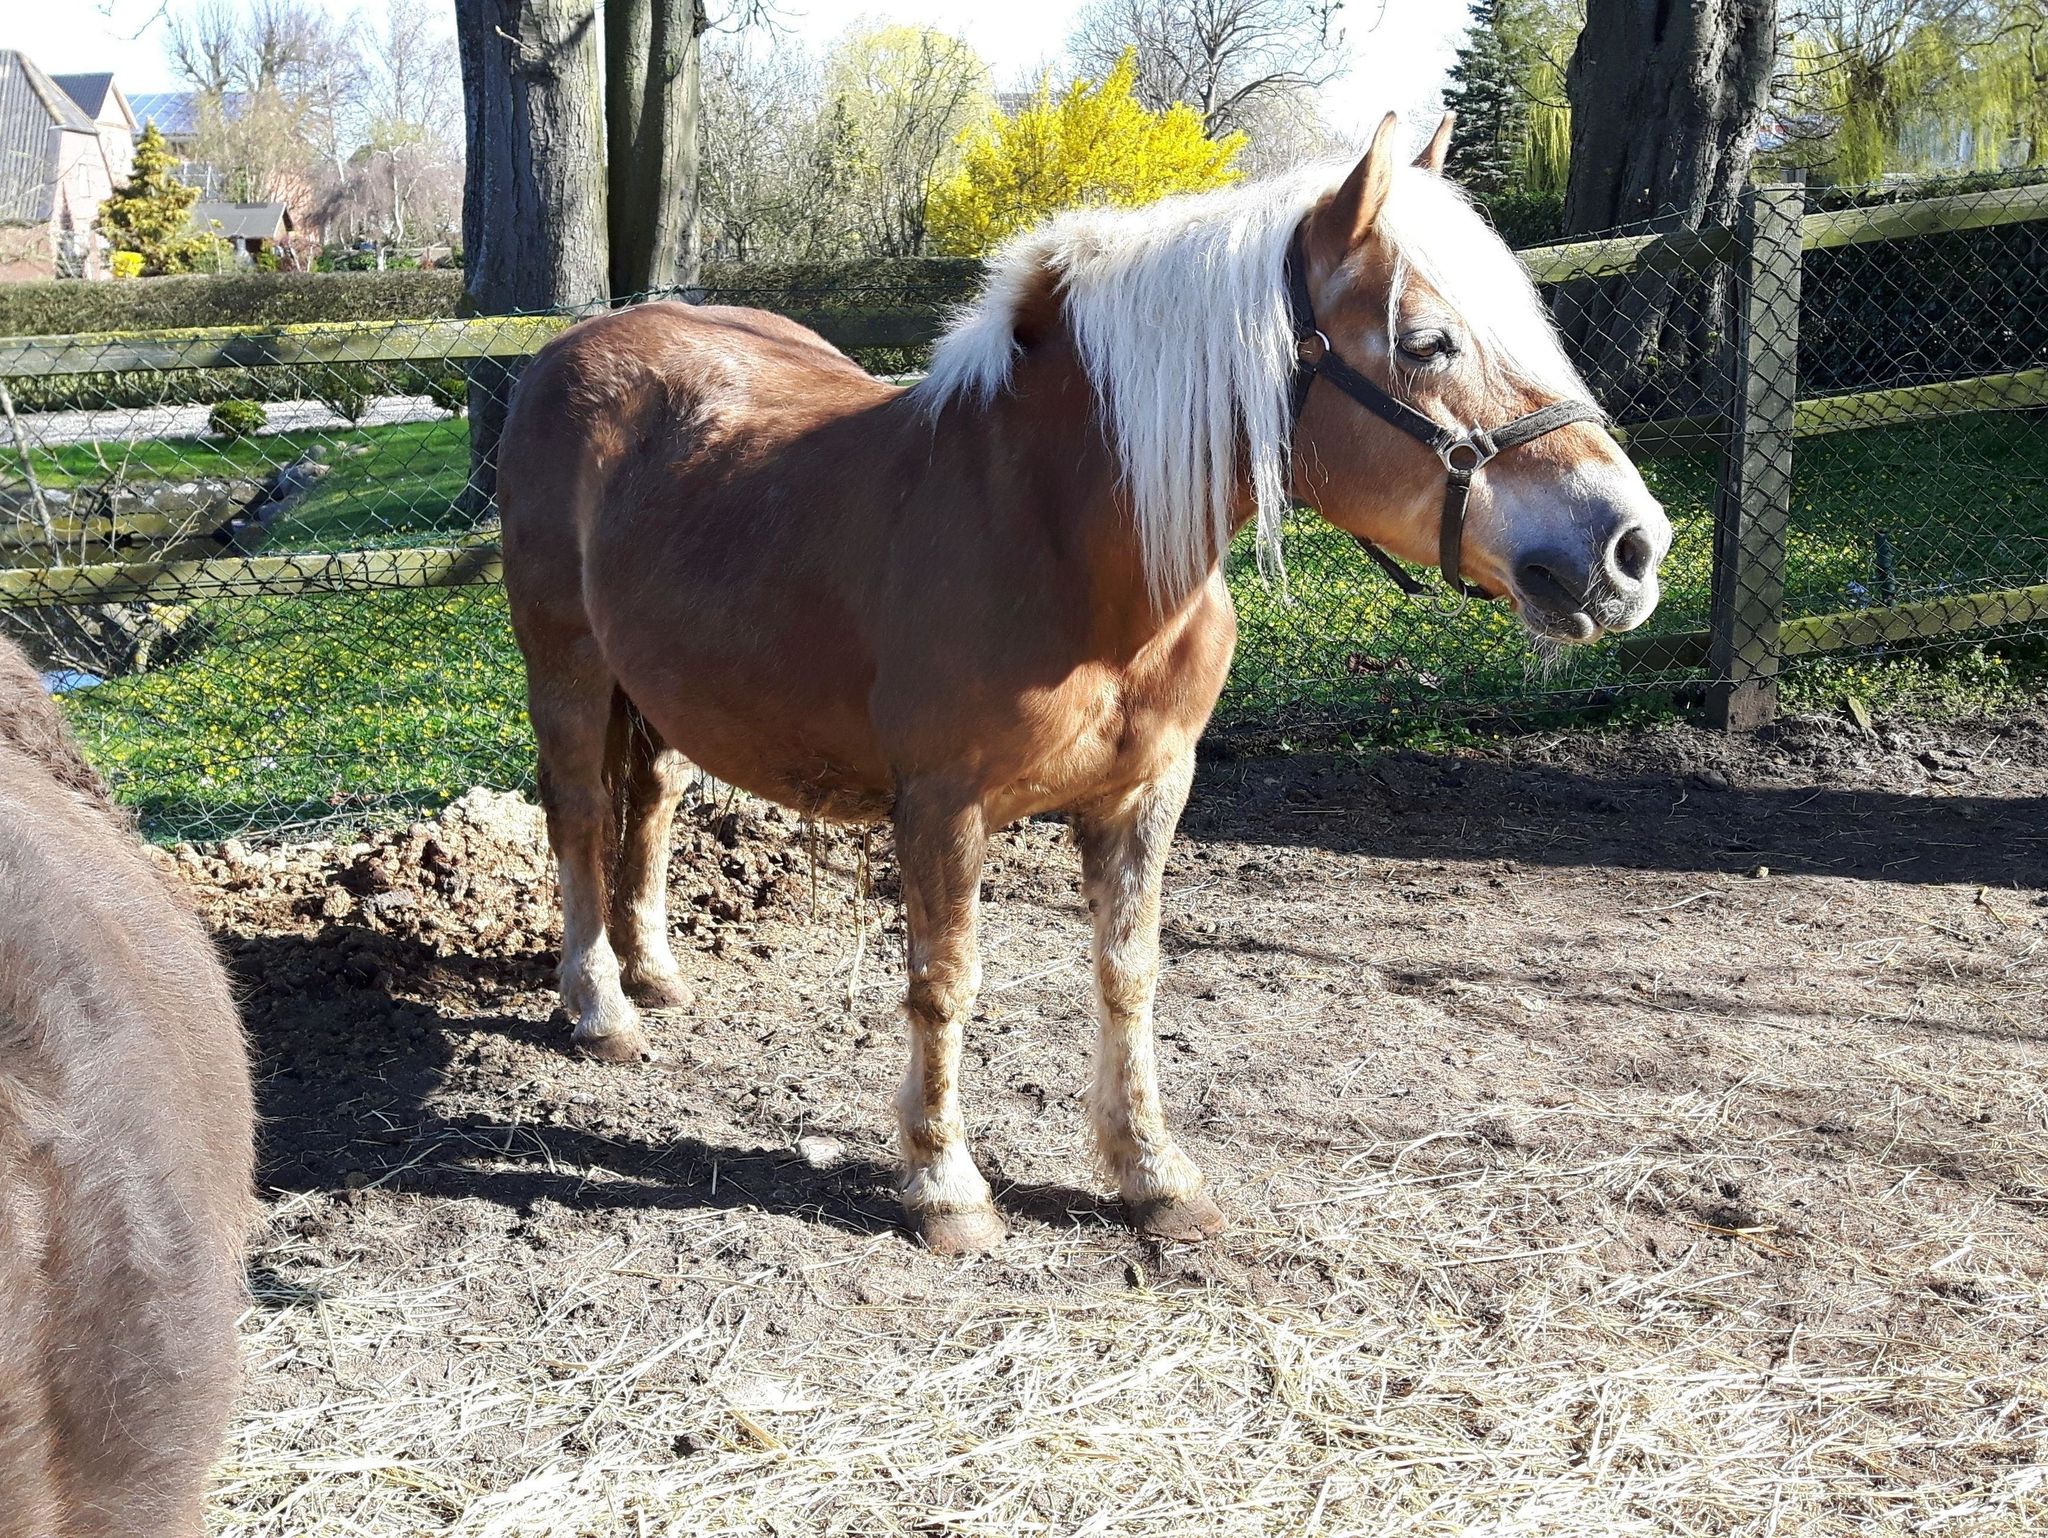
[1708,184,1804,732]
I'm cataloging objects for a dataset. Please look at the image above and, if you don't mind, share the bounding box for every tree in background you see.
[823,26,992,257]
[452,0,767,512]
[1067,0,1346,145]
[606,0,707,297]
[1559,0,1777,409]
[927,52,1245,256]
[99,125,210,275]
[168,0,368,198]
[700,41,854,260]
[1442,2,1528,197]
[164,0,465,253]
[308,1,462,254]
[454,0,611,515]
[1774,1,2047,181]
[1984,0,2048,167]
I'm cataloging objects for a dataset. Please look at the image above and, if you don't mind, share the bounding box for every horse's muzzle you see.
[1511,500,1670,642]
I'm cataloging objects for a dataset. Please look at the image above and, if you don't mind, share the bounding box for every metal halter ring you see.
[1437,433,1497,476]
[1296,329,1331,367]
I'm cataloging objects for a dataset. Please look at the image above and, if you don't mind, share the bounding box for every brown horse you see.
[500,116,1669,1254]
[0,637,255,1536]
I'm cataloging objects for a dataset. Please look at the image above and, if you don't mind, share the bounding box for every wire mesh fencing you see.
[1,174,2044,841]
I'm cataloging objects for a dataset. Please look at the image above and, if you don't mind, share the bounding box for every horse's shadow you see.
[232,927,1114,1240]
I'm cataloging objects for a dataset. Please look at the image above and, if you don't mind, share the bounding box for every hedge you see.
[0,260,985,342]
[0,260,986,413]
[0,271,465,337]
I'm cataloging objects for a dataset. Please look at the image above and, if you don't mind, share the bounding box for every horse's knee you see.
[1097,958,1157,1019]
[904,961,977,1028]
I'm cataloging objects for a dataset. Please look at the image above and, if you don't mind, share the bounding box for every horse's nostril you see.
[1611,526,1654,585]
[1516,559,1584,615]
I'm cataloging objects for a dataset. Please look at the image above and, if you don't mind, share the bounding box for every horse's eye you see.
[1397,329,1456,362]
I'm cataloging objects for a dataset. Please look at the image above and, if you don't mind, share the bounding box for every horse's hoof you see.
[573,1024,656,1063]
[622,969,695,1011]
[911,1207,1008,1257]
[1128,1191,1227,1242]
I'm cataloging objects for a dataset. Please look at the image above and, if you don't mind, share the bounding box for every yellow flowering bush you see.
[926,51,1245,257]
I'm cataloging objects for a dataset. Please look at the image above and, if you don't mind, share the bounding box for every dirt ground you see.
[181,711,2048,1536]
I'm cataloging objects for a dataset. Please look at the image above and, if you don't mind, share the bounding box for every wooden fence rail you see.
[3,179,2045,730]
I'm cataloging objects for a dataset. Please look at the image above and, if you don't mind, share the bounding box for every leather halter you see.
[1282,224,1606,600]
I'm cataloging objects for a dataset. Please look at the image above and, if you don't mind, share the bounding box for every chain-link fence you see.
[2,175,2044,839]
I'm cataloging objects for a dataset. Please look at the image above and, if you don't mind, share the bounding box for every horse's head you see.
[1290,115,1669,642]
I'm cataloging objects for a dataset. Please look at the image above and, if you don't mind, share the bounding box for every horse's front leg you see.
[892,784,1003,1255]
[1076,749,1226,1241]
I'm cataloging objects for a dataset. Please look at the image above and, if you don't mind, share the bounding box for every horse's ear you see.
[1008,258,1063,354]
[1416,112,1454,175]
[1317,112,1401,250]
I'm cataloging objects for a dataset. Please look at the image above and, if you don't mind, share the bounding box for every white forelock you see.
[916,155,1591,607]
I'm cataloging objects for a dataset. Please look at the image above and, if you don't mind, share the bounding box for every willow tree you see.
[1497,0,1584,197]
[1777,1,2048,179]
[1985,0,2048,166]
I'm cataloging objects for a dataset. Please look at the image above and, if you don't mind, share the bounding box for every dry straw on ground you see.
[196,723,2048,1536]
[215,1093,2048,1536]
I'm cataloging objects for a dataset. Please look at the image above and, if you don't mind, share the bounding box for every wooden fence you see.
[3,179,2046,730]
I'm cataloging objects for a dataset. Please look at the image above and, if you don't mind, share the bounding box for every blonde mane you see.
[916,153,1591,607]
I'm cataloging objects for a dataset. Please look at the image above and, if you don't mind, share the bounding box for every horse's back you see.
[0,641,253,1537]
[504,300,884,476]
[498,299,892,615]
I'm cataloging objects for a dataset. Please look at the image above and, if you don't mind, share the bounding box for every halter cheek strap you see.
[1282,224,1606,601]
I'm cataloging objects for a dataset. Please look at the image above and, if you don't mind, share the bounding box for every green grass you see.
[61,584,532,841]
[30,409,2048,841]
[25,416,477,551]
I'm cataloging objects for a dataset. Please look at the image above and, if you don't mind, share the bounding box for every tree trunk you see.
[1557,0,1777,416]
[605,0,705,299]
[453,0,609,519]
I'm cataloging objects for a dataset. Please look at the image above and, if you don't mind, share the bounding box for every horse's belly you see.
[597,623,889,821]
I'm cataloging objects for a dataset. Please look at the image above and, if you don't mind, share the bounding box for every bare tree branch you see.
[1067,0,1346,140]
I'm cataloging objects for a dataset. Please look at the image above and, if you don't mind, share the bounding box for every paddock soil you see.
[183,713,2048,1536]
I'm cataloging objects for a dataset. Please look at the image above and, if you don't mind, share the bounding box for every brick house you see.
[0,52,135,281]
[51,73,138,189]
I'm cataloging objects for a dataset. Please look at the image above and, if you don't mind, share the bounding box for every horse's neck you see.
[970,350,1255,641]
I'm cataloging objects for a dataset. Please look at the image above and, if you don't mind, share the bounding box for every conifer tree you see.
[1441,1,1527,197]
[99,125,209,276]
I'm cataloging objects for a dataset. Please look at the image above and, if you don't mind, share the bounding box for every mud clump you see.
[172,789,866,1004]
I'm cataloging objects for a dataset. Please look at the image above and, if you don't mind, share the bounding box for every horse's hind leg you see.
[529,638,650,1062]
[893,783,1004,1255]
[609,715,695,1011]
[1075,748,1225,1241]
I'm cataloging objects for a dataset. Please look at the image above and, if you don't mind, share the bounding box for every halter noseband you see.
[1282,224,1606,601]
